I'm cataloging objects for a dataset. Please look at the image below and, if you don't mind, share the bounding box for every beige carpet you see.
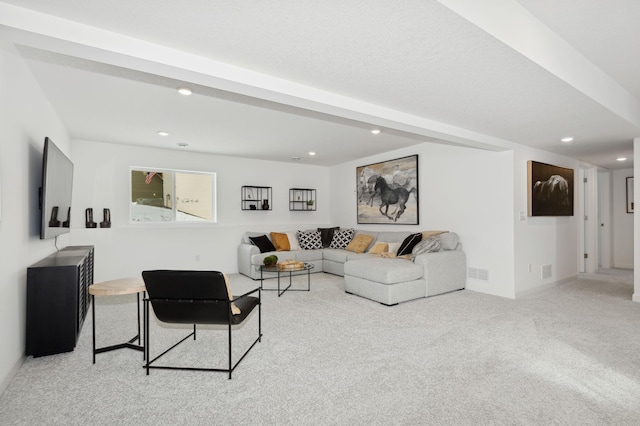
[1,270,639,425]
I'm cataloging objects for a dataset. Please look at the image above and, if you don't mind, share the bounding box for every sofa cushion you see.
[249,235,276,253]
[412,236,441,258]
[285,231,301,251]
[330,229,355,249]
[368,242,389,254]
[397,233,422,256]
[344,258,423,284]
[440,232,460,250]
[345,233,374,253]
[294,249,324,262]
[297,230,322,250]
[270,232,290,251]
[376,231,411,244]
[318,227,340,248]
[323,248,350,263]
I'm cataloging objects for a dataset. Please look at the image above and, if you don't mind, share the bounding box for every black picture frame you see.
[527,160,574,216]
[356,155,419,224]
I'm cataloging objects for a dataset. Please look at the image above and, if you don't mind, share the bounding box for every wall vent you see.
[541,264,552,279]
[468,267,489,281]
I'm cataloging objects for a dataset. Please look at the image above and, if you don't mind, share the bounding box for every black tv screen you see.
[40,137,74,239]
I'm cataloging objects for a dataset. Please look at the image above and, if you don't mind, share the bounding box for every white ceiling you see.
[1,0,639,169]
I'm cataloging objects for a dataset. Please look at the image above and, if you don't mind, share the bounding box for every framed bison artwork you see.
[357,155,419,224]
[527,161,574,216]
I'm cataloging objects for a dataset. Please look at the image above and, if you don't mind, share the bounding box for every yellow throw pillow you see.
[223,274,241,315]
[270,232,291,251]
[368,242,389,254]
[345,234,375,253]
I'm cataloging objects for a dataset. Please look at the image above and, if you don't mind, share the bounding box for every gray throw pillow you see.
[411,236,441,259]
[439,232,460,250]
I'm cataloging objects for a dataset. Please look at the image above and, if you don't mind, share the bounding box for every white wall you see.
[598,170,612,269]
[0,39,71,394]
[513,148,580,297]
[69,140,331,282]
[330,143,516,299]
[612,168,633,269]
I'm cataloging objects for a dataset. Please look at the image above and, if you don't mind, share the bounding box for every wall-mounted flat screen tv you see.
[40,137,74,239]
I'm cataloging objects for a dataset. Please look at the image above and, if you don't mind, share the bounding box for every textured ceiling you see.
[1,0,639,169]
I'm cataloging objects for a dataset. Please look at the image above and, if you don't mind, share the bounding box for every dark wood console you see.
[26,245,94,357]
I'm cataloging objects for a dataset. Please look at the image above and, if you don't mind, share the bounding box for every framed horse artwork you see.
[356,155,419,224]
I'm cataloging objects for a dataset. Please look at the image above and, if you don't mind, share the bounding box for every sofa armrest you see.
[237,243,260,277]
[413,250,466,296]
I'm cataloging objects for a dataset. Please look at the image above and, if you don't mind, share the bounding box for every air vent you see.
[541,264,552,279]
[468,267,489,281]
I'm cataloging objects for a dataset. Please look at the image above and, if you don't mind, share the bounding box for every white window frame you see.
[129,166,217,225]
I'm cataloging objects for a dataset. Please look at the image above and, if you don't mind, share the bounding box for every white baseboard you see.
[0,355,25,398]
[515,274,578,299]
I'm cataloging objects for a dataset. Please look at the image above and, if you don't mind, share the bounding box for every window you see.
[130,168,216,223]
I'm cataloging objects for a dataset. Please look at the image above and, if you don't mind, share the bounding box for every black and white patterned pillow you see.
[296,230,322,250]
[329,228,355,249]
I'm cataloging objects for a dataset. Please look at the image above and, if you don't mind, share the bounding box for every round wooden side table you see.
[89,277,146,364]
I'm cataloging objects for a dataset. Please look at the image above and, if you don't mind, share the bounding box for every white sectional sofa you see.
[237,229,466,305]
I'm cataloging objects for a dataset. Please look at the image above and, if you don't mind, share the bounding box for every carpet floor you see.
[1,271,639,425]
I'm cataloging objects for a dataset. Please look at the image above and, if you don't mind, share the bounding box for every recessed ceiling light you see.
[292,157,301,161]
[177,87,192,96]
[308,151,316,156]
[176,142,189,148]
[157,131,169,136]
[371,129,381,134]
[560,137,574,143]
[617,157,627,162]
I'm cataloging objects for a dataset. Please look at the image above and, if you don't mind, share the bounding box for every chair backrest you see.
[142,270,232,325]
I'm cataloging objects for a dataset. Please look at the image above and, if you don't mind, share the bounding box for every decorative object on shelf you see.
[242,186,272,210]
[100,208,111,228]
[357,154,419,224]
[85,208,97,228]
[527,161,574,217]
[263,255,278,268]
[289,188,316,211]
[62,207,71,228]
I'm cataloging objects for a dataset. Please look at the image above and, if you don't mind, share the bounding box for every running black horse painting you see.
[356,155,419,224]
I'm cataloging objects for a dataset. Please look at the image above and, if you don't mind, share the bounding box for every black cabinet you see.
[26,246,94,357]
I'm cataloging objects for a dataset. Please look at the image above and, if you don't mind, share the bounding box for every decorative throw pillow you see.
[397,233,422,257]
[270,232,290,251]
[318,227,340,248]
[439,232,460,250]
[411,236,441,259]
[387,242,401,254]
[223,274,241,315]
[297,230,322,250]
[249,235,276,253]
[329,228,355,249]
[346,233,375,253]
[368,242,389,254]
[285,231,301,251]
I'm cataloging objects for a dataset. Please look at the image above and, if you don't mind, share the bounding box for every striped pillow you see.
[411,236,441,259]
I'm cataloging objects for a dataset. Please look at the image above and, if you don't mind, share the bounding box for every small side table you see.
[260,263,314,296]
[89,278,146,363]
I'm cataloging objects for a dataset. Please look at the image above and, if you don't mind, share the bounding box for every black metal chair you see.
[142,270,261,379]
